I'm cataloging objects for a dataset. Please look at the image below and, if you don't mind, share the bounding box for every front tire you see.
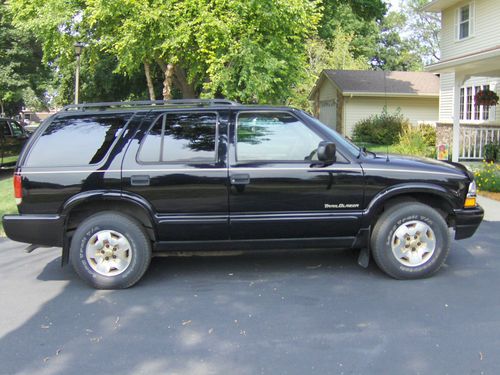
[371,202,450,279]
[70,212,152,289]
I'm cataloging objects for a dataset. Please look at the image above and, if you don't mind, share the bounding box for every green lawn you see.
[0,177,17,236]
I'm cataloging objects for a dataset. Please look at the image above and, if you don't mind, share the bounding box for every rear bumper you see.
[453,206,484,240]
[2,214,64,247]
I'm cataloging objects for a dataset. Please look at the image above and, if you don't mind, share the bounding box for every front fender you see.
[363,183,458,225]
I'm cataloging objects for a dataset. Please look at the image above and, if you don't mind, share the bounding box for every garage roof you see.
[309,70,440,99]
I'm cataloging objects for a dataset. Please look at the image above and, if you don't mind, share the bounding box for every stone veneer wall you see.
[436,123,452,148]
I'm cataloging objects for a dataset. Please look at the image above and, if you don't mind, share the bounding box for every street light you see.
[74,42,85,105]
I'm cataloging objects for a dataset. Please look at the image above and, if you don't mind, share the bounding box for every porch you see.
[426,46,500,161]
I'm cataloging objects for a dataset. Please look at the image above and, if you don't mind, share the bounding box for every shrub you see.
[418,123,437,147]
[352,108,410,145]
[392,124,436,158]
[475,161,500,192]
[484,142,499,162]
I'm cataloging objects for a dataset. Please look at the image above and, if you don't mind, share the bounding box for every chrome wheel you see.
[85,230,132,276]
[391,220,436,267]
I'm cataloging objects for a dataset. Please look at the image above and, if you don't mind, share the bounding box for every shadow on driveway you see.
[0,214,499,374]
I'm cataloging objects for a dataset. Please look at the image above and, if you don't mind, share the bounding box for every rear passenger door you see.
[122,110,229,242]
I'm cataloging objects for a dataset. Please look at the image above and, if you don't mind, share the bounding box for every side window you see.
[1,120,11,137]
[10,121,23,137]
[138,112,217,163]
[26,114,131,167]
[236,112,323,162]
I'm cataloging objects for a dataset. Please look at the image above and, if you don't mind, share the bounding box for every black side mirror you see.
[317,141,336,165]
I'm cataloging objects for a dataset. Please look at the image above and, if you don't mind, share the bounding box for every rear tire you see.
[371,202,450,279]
[70,212,152,289]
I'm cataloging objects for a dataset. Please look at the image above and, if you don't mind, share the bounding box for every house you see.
[423,0,500,161]
[309,70,440,137]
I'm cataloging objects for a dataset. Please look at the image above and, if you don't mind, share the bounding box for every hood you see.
[363,153,471,179]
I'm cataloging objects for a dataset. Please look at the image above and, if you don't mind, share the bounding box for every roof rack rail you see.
[62,99,239,111]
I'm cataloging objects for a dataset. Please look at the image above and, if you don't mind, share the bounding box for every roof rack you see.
[62,99,239,111]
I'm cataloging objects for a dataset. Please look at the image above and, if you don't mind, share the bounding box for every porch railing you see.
[459,126,500,160]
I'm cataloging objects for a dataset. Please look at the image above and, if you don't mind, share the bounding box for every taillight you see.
[14,174,22,205]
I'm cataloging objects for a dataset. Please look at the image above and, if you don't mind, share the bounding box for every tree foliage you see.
[4,0,441,110]
[0,1,50,115]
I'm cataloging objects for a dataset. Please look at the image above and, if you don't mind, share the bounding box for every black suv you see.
[2,100,484,289]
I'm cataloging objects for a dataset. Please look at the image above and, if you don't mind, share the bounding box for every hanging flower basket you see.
[474,89,499,106]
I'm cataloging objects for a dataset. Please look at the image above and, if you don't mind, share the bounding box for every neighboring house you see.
[423,0,500,161]
[309,70,440,137]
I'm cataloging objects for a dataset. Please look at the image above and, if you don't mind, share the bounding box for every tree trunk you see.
[0,100,4,116]
[144,62,156,101]
[173,65,196,98]
[156,60,174,100]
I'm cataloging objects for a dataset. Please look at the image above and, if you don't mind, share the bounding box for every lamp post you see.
[74,42,85,105]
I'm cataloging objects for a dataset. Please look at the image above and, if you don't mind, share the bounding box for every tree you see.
[319,0,387,60]
[0,1,50,115]
[289,32,368,109]
[371,11,424,71]
[10,0,321,104]
[399,0,441,64]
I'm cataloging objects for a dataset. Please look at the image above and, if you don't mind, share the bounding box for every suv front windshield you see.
[300,112,361,157]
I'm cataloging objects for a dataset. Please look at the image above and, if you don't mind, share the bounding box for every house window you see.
[474,86,481,120]
[459,84,494,121]
[460,88,464,119]
[466,87,473,120]
[457,4,471,40]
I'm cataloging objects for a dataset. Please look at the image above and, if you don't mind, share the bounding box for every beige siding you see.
[318,81,340,129]
[439,72,455,122]
[441,0,500,61]
[343,97,439,137]
[318,79,337,100]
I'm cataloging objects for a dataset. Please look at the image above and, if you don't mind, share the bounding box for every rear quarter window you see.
[25,114,131,167]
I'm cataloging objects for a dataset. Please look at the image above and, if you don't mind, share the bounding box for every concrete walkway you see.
[478,195,500,221]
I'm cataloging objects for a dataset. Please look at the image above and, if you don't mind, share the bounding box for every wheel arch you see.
[363,183,458,228]
[61,191,157,264]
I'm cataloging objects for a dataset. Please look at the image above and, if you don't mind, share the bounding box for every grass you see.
[0,176,17,236]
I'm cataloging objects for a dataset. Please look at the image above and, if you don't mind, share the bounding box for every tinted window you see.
[138,112,217,163]
[10,121,23,136]
[26,114,130,167]
[236,112,322,162]
[0,120,10,137]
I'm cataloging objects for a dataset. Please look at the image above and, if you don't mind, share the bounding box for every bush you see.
[484,142,499,162]
[352,108,410,145]
[392,124,436,158]
[475,161,500,192]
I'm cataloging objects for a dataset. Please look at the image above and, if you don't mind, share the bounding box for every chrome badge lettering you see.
[324,203,360,209]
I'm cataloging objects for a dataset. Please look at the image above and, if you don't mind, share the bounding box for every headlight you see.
[464,180,477,208]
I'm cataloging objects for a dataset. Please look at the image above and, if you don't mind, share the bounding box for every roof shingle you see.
[322,70,440,95]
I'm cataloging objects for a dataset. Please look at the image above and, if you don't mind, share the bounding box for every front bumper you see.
[2,214,64,247]
[453,205,484,240]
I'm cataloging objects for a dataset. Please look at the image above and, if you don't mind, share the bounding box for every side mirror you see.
[317,141,336,165]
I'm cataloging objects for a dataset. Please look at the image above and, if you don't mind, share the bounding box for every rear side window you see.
[0,120,10,137]
[26,114,131,167]
[138,112,217,163]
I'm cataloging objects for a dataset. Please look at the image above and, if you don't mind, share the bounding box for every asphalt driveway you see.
[0,196,499,375]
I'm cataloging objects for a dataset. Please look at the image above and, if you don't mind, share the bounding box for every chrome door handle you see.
[230,173,251,185]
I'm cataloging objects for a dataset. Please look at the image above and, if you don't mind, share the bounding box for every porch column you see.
[452,73,465,162]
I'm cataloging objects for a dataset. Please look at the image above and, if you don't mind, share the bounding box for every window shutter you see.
[455,7,459,40]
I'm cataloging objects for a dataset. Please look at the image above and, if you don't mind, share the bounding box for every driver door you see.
[228,111,363,241]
